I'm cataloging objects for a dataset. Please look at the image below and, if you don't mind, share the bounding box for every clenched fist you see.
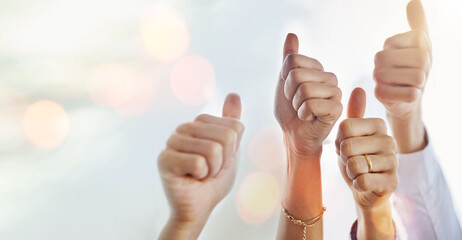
[374,0,430,153]
[337,88,398,239]
[374,0,431,119]
[157,93,245,240]
[275,33,342,158]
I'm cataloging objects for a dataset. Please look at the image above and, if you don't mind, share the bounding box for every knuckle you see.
[339,120,353,136]
[222,128,237,145]
[333,86,342,99]
[157,150,169,168]
[335,138,342,153]
[374,51,385,65]
[176,122,194,133]
[384,36,394,48]
[347,157,361,175]
[415,49,431,69]
[374,118,387,132]
[301,83,315,98]
[340,139,354,156]
[325,72,338,86]
[286,53,299,67]
[195,113,210,122]
[206,142,223,159]
[405,88,419,102]
[230,120,245,136]
[287,69,300,83]
[305,99,317,111]
[354,175,368,192]
[414,69,426,86]
[166,134,179,147]
[373,68,384,83]
[389,154,399,170]
[374,85,385,102]
[385,173,399,192]
[298,103,313,120]
[313,58,324,70]
[417,49,428,66]
[191,155,206,172]
[333,101,343,119]
[385,136,397,152]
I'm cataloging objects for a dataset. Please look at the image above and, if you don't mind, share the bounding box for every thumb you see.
[222,93,242,120]
[347,87,366,119]
[283,33,299,61]
[407,0,428,34]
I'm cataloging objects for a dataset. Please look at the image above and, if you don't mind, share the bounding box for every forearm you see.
[158,216,209,240]
[276,139,323,240]
[356,203,395,240]
[387,105,427,153]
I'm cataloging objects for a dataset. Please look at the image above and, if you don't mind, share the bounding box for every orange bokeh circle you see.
[22,100,69,149]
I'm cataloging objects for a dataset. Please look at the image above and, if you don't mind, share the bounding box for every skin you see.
[337,88,399,240]
[374,0,431,153]
[156,2,429,238]
[157,93,244,240]
[275,33,343,240]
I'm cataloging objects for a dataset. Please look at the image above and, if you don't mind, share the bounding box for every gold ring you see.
[364,154,373,173]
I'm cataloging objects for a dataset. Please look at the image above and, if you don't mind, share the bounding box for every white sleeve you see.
[391,137,462,240]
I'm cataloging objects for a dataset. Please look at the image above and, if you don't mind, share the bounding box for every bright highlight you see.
[22,100,69,149]
[87,63,156,117]
[237,171,280,225]
[248,126,286,171]
[170,55,216,106]
[140,3,189,62]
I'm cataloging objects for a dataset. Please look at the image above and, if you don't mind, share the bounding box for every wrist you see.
[283,132,322,162]
[356,203,395,240]
[387,106,427,153]
[158,215,210,240]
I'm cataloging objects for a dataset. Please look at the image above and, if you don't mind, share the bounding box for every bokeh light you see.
[22,100,69,149]
[2,0,462,239]
[170,55,216,106]
[248,126,286,171]
[140,3,189,62]
[87,63,156,117]
[236,171,281,225]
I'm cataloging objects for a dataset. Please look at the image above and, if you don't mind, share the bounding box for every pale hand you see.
[336,88,398,210]
[373,0,431,119]
[157,93,244,239]
[336,88,398,239]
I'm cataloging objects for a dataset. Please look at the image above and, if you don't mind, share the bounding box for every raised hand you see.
[157,93,244,240]
[275,33,342,158]
[374,0,430,118]
[275,33,342,240]
[373,0,430,153]
[336,88,398,239]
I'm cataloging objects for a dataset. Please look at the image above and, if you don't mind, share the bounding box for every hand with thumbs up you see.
[275,33,343,158]
[336,88,398,240]
[274,33,342,240]
[157,93,245,240]
[374,0,430,153]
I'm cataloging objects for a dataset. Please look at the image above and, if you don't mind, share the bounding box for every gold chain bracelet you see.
[282,206,326,240]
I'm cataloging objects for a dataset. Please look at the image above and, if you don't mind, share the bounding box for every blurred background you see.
[1,0,461,239]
